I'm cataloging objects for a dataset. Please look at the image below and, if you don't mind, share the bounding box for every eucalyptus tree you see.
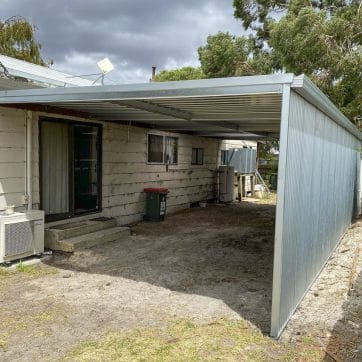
[0,16,46,65]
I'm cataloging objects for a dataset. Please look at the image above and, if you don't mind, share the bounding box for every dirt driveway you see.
[1,200,360,361]
[0,200,275,361]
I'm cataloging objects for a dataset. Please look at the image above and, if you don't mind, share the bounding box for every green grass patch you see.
[65,319,325,362]
[0,262,58,278]
[0,267,12,277]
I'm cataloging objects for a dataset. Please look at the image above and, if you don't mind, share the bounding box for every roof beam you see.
[154,120,245,132]
[112,100,192,121]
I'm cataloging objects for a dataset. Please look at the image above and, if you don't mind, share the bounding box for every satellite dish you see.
[97,57,114,75]
[92,57,115,85]
[65,57,115,86]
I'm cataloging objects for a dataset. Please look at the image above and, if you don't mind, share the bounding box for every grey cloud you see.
[1,0,244,83]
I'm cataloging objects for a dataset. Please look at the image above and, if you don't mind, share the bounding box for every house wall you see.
[0,107,39,212]
[0,107,220,224]
[101,122,220,225]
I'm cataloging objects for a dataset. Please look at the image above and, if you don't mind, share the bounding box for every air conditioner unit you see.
[0,210,44,263]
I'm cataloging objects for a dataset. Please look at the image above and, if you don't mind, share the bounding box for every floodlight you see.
[97,58,114,74]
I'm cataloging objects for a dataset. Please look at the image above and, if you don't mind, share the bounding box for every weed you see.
[1,261,57,278]
[64,319,325,361]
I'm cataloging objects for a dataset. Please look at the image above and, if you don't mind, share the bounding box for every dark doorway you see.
[40,118,102,222]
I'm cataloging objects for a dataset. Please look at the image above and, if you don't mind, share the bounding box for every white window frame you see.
[147,132,178,165]
[191,147,204,165]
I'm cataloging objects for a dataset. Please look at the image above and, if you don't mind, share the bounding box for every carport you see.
[0,73,361,337]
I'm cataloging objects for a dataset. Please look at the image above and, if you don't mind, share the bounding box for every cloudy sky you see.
[2,0,245,84]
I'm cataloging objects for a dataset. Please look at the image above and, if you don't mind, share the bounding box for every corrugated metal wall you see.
[271,90,361,337]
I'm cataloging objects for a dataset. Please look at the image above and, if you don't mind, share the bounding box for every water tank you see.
[219,165,234,202]
[229,148,256,173]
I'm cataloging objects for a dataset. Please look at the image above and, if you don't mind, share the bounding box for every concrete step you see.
[46,226,130,252]
[45,217,117,245]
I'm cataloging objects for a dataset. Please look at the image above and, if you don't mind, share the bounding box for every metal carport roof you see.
[0,73,359,140]
[0,73,361,338]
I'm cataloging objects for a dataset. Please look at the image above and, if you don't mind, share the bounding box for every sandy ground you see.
[282,217,362,361]
[0,200,275,361]
[0,199,360,361]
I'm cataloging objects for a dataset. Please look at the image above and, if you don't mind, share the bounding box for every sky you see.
[2,0,245,84]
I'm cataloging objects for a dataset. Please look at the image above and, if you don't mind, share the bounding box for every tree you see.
[233,0,361,124]
[198,32,250,77]
[0,16,46,65]
[268,2,361,122]
[156,33,277,82]
[198,32,277,78]
[155,1,361,123]
[154,66,206,82]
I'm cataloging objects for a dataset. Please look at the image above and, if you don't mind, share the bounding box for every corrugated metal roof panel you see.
[0,54,96,88]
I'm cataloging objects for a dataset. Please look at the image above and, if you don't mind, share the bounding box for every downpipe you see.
[26,110,33,211]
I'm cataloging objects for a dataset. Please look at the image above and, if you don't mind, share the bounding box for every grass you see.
[0,260,60,351]
[65,319,325,362]
[0,309,63,352]
[0,261,58,278]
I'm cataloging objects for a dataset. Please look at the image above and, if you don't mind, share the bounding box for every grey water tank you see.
[229,148,256,173]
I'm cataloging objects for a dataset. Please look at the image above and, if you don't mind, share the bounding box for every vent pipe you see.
[151,66,156,82]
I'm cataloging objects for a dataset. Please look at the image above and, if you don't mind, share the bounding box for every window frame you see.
[221,150,230,165]
[147,133,178,165]
[191,147,204,165]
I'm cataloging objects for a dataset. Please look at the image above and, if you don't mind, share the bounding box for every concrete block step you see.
[45,217,117,244]
[45,226,130,252]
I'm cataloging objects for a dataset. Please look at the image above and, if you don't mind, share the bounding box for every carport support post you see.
[270,84,291,338]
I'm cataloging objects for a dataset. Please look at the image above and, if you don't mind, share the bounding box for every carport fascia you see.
[0,73,295,140]
[0,73,361,338]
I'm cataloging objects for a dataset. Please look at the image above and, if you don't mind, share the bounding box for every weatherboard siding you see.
[101,122,220,224]
[0,108,220,222]
[0,107,39,211]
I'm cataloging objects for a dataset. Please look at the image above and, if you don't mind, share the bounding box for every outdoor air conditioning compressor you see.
[0,210,44,263]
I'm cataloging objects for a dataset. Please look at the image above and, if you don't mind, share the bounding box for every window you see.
[191,148,204,165]
[165,136,178,164]
[148,134,164,163]
[147,134,178,164]
[221,150,229,165]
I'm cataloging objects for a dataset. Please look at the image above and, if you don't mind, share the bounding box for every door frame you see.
[39,116,103,222]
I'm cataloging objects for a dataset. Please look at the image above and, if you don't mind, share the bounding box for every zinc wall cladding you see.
[101,122,220,225]
[271,90,361,337]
